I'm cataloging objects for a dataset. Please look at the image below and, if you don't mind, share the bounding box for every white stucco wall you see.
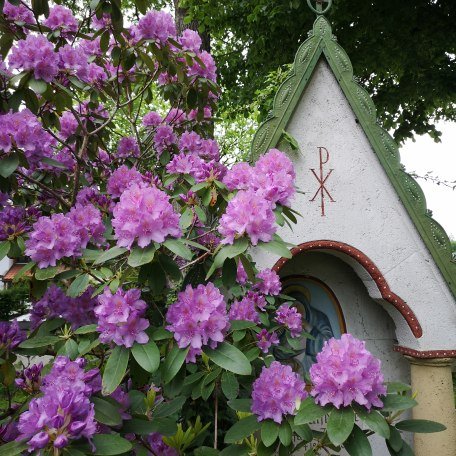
[254,59,456,352]
[0,256,13,290]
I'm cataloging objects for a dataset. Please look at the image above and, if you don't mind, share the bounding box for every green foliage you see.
[0,283,29,320]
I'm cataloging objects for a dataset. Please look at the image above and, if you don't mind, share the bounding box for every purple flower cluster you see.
[236,261,248,285]
[107,165,144,198]
[112,183,181,249]
[0,109,56,166]
[94,288,150,348]
[251,361,307,423]
[228,295,260,323]
[9,34,58,82]
[256,329,279,354]
[154,125,177,155]
[146,433,178,456]
[134,10,176,44]
[43,5,78,35]
[166,283,229,363]
[3,1,35,25]
[143,111,162,127]
[0,320,25,351]
[310,334,387,410]
[18,356,99,451]
[16,362,43,394]
[31,284,98,330]
[0,205,38,240]
[26,204,105,268]
[223,148,296,206]
[275,304,302,338]
[187,51,217,81]
[117,136,140,158]
[179,29,202,53]
[255,268,281,295]
[218,189,276,245]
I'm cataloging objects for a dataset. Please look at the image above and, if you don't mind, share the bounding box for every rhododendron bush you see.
[0,1,445,455]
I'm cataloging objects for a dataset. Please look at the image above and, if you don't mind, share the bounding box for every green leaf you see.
[13,262,35,282]
[28,78,47,94]
[387,425,403,452]
[224,238,249,258]
[19,335,60,348]
[344,425,372,456]
[123,417,174,436]
[154,396,186,418]
[204,342,251,376]
[92,434,133,455]
[395,419,446,433]
[194,448,220,456]
[227,398,252,412]
[67,273,90,298]
[222,257,237,289]
[58,338,79,360]
[131,340,160,373]
[327,407,355,446]
[93,246,127,265]
[294,397,329,425]
[357,409,390,439]
[35,266,59,280]
[229,320,257,331]
[225,415,261,444]
[381,394,417,411]
[387,440,414,456]
[291,422,312,441]
[163,346,189,384]
[74,324,98,334]
[0,154,19,178]
[179,207,194,230]
[0,241,10,260]
[221,371,239,400]
[220,446,249,456]
[102,345,130,395]
[128,245,156,267]
[278,421,292,447]
[164,239,193,260]
[92,397,122,426]
[0,440,28,456]
[261,420,279,447]
[386,382,411,394]
[257,239,292,259]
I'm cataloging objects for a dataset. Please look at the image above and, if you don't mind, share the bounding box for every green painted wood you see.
[250,16,456,300]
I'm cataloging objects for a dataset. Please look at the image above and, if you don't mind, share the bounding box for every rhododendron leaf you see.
[230,320,257,331]
[219,445,249,456]
[19,335,60,348]
[291,422,313,441]
[158,253,183,281]
[182,239,209,252]
[225,415,261,444]
[180,207,194,229]
[381,394,417,411]
[0,440,28,456]
[128,245,156,267]
[327,407,355,446]
[194,447,220,456]
[58,338,79,360]
[164,239,193,260]
[28,78,47,94]
[0,241,10,260]
[34,266,59,280]
[74,324,98,335]
[204,342,251,375]
[386,382,412,393]
[221,371,239,400]
[163,346,189,384]
[278,421,292,447]
[102,345,130,395]
[257,240,292,259]
[67,273,90,298]
[227,398,252,412]
[0,154,19,178]
[356,409,390,439]
[154,396,186,418]
[261,420,279,447]
[344,424,372,456]
[93,246,127,265]
[222,257,237,288]
[12,261,35,282]
[92,434,133,455]
[131,340,160,373]
[387,425,403,451]
[92,397,122,426]
[395,419,446,433]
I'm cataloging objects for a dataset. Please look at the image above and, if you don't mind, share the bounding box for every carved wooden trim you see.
[395,346,456,359]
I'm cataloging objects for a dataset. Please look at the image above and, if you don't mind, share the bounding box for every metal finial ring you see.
[307,0,333,15]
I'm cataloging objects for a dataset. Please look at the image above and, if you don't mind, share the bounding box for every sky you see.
[400,121,456,240]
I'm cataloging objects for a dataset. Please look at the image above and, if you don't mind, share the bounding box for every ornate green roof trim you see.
[250,16,456,299]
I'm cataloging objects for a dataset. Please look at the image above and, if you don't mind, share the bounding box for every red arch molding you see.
[272,240,423,338]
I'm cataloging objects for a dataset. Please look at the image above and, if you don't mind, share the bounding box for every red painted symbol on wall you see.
[310,146,335,216]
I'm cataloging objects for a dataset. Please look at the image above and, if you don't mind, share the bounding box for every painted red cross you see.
[309,146,335,216]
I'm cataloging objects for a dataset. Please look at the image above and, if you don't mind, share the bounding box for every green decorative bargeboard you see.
[250,15,456,300]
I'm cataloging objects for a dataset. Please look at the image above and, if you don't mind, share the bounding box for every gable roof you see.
[250,16,456,299]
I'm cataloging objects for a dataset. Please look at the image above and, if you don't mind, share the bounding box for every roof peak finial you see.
[307,0,332,15]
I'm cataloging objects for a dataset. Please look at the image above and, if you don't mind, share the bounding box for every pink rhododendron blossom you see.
[310,334,387,410]
[236,261,248,285]
[9,35,58,82]
[3,2,35,25]
[223,162,252,191]
[229,296,260,323]
[255,268,281,295]
[107,165,144,198]
[135,10,176,44]
[256,329,279,353]
[252,361,307,423]
[275,304,302,338]
[143,111,162,127]
[154,125,176,155]
[179,29,202,52]
[219,190,276,245]
[188,51,217,81]
[166,283,229,363]
[112,183,181,248]
[44,5,78,35]
[95,288,149,348]
[117,136,140,158]
[68,203,105,247]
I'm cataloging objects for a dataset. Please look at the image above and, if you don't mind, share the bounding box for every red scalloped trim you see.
[394,346,456,358]
[272,240,423,338]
